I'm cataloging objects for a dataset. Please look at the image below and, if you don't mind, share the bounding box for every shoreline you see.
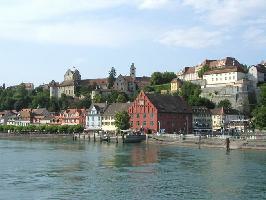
[1,133,266,150]
[0,133,73,139]
[148,137,266,150]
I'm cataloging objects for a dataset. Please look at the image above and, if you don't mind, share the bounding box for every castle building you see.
[50,68,81,98]
[50,63,150,99]
[113,63,137,94]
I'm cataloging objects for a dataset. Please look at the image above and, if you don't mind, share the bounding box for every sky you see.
[0,0,265,86]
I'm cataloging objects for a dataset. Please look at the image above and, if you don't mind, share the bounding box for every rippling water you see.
[0,138,266,200]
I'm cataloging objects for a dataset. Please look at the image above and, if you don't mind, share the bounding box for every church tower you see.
[130,63,136,79]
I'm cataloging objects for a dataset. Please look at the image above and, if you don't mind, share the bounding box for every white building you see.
[210,107,245,131]
[203,66,246,88]
[86,103,108,131]
[177,67,200,81]
[102,103,131,132]
[248,64,266,86]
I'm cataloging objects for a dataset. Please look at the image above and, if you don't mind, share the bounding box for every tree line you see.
[0,124,84,134]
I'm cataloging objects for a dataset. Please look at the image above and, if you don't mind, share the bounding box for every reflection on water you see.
[0,139,266,200]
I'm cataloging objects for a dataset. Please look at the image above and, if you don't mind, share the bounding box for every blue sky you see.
[0,0,265,86]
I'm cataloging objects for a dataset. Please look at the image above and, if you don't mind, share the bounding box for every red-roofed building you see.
[59,109,87,126]
[128,91,192,134]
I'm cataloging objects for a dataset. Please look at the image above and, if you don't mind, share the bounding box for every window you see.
[137,121,140,126]
[150,121,154,126]
[225,77,227,80]
[143,121,146,126]
[143,113,146,118]
[136,114,140,118]
[150,113,154,118]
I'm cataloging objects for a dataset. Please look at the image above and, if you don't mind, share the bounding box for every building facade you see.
[59,109,86,126]
[86,103,108,131]
[128,91,192,134]
[203,66,246,88]
[210,107,245,132]
[192,107,212,133]
[170,78,182,93]
[102,102,132,132]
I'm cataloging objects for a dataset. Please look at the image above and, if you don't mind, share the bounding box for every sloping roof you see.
[89,103,108,113]
[210,107,240,115]
[19,109,32,118]
[204,66,245,75]
[192,106,211,114]
[171,78,182,84]
[256,64,266,73]
[200,57,242,68]
[184,67,195,74]
[59,80,75,87]
[103,103,132,116]
[145,93,192,114]
[135,76,151,89]
[81,78,108,86]
[64,109,86,115]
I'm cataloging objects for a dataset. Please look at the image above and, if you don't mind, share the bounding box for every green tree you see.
[150,72,163,85]
[198,65,210,78]
[252,106,266,130]
[93,94,103,103]
[217,99,232,109]
[75,95,91,109]
[114,111,130,131]
[108,67,117,89]
[116,93,127,103]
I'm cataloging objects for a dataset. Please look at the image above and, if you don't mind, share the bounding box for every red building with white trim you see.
[128,91,192,134]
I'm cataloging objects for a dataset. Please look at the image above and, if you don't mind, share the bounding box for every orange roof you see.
[184,67,195,74]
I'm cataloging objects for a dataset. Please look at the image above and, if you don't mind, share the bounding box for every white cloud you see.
[182,0,266,26]
[243,27,266,45]
[159,27,224,48]
[0,19,152,47]
[0,0,163,46]
[138,0,172,9]
[0,0,173,23]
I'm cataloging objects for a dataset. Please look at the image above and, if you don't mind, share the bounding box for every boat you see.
[122,130,146,143]
[99,132,110,142]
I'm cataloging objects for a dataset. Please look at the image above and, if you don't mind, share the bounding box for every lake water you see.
[0,138,266,200]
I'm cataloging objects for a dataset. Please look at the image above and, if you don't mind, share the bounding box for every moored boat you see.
[122,131,146,143]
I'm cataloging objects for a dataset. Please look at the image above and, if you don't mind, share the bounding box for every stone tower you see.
[130,63,136,79]
[49,80,59,98]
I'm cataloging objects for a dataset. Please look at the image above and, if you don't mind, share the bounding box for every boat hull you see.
[124,135,146,143]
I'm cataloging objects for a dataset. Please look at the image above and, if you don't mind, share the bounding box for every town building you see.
[128,91,192,134]
[31,108,53,125]
[51,68,81,98]
[86,103,108,131]
[170,78,182,93]
[59,109,86,126]
[0,110,18,125]
[210,107,245,132]
[113,63,145,94]
[248,64,266,86]
[177,57,242,82]
[192,107,212,133]
[102,102,132,132]
[202,66,246,88]
[50,63,150,98]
